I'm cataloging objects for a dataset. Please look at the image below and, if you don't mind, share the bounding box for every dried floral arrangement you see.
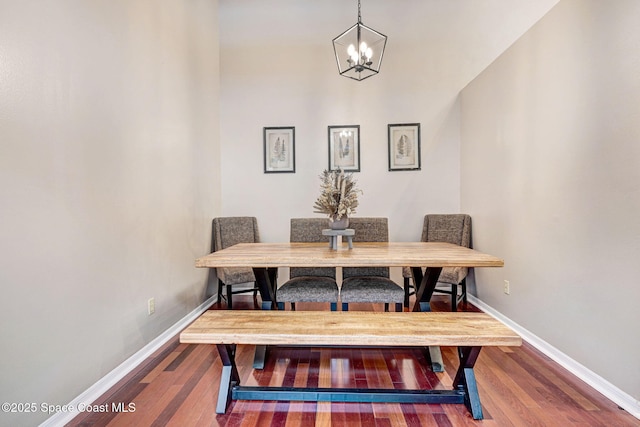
[313,169,362,220]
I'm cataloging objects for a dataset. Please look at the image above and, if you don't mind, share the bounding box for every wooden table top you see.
[180,311,521,347]
[195,242,504,269]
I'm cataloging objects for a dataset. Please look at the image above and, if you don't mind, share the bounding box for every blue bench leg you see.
[463,367,483,419]
[453,346,484,420]
[215,344,239,414]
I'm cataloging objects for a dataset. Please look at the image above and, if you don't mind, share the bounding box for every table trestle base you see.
[253,345,268,369]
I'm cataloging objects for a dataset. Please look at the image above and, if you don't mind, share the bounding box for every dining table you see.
[195,241,504,371]
[195,241,503,311]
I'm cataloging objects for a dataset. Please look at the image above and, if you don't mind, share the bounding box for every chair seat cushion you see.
[340,276,404,304]
[277,276,339,303]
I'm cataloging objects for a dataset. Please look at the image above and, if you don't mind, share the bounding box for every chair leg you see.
[342,303,348,311]
[396,303,403,312]
[330,303,337,311]
[226,284,233,310]
[461,278,467,303]
[403,277,411,308]
[384,303,389,312]
[218,279,226,302]
[451,284,457,312]
[291,302,296,311]
[252,281,258,301]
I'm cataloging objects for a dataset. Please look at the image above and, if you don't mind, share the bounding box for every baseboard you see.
[40,295,217,427]
[468,295,640,420]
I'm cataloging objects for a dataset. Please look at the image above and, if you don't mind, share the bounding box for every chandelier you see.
[332,0,387,81]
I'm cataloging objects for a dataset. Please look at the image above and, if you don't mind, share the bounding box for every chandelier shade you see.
[332,1,387,81]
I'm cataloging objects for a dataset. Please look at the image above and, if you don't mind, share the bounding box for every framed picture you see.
[263,127,295,173]
[328,125,360,172]
[388,123,421,171]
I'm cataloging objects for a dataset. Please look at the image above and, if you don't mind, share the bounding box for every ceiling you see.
[219,0,560,89]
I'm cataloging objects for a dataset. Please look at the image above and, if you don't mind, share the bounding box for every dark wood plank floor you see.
[67,296,639,426]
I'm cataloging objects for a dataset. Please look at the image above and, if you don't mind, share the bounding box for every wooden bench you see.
[180,310,521,420]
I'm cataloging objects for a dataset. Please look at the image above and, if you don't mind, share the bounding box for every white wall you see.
[217,0,558,244]
[0,1,220,425]
[217,0,558,289]
[220,0,550,246]
[218,4,462,290]
[461,0,640,402]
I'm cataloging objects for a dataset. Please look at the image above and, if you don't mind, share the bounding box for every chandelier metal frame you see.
[332,0,387,81]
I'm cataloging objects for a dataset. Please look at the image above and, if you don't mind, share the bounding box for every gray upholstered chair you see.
[403,214,472,311]
[212,217,261,309]
[340,217,404,312]
[276,218,339,311]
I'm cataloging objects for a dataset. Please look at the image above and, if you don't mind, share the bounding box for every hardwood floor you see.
[67,296,639,427]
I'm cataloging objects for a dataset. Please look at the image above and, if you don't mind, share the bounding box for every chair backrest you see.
[421,214,471,248]
[343,217,389,279]
[212,217,260,252]
[289,218,335,279]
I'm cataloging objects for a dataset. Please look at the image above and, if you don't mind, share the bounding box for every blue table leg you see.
[253,267,278,309]
[254,267,278,368]
[411,266,444,371]
[253,344,267,369]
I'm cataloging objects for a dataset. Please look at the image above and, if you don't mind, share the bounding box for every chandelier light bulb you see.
[365,47,373,60]
[360,42,367,53]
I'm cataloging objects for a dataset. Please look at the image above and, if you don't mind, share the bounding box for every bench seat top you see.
[180,311,522,347]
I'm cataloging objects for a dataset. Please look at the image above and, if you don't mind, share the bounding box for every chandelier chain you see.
[357,0,362,23]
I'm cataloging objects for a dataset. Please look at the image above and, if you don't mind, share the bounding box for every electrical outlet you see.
[503,280,510,295]
[148,297,155,315]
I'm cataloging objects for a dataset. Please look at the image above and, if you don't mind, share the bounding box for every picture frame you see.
[388,123,421,171]
[328,125,360,172]
[263,126,295,173]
